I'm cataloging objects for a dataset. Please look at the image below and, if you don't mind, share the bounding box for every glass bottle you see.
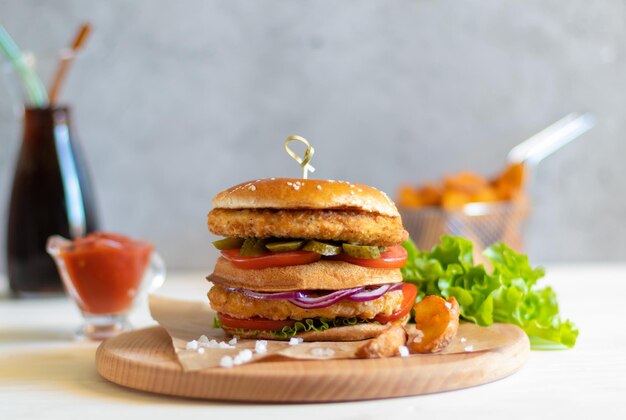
[6,105,99,295]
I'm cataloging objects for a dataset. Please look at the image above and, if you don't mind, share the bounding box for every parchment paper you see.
[149,294,511,371]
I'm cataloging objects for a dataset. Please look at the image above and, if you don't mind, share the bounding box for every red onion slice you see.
[227,283,403,309]
[346,284,391,302]
[229,288,300,300]
[287,288,361,309]
[346,282,404,302]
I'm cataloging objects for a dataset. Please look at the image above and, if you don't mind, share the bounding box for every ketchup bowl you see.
[47,232,165,340]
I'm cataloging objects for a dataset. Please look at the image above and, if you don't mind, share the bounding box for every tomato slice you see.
[371,283,417,324]
[218,312,295,331]
[327,245,408,269]
[221,249,321,269]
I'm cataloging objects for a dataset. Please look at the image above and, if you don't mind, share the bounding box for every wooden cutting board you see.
[96,324,529,402]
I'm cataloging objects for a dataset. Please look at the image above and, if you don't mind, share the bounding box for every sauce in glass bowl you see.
[47,232,164,340]
[58,232,153,314]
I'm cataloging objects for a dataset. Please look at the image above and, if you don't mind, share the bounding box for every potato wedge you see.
[397,163,527,208]
[417,183,442,206]
[470,185,500,203]
[443,171,489,195]
[493,162,526,200]
[398,184,423,207]
[355,324,408,359]
[441,190,471,210]
[408,296,460,353]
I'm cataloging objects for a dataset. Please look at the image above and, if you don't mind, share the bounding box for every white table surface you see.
[1,265,625,419]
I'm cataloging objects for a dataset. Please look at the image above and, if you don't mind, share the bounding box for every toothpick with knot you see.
[284,135,315,179]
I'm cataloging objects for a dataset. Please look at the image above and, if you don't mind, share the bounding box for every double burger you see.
[206,178,415,341]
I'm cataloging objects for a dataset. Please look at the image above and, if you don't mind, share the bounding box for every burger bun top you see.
[211,178,400,218]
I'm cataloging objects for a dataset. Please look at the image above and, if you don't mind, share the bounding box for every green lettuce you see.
[401,236,578,349]
[271,317,373,339]
[213,315,376,339]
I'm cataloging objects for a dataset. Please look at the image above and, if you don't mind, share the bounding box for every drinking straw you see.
[0,23,48,106]
[49,23,91,104]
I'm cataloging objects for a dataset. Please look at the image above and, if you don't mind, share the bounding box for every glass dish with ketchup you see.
[47,232,165,340]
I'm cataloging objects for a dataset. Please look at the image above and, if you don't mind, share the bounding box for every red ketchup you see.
[59,232,153,314]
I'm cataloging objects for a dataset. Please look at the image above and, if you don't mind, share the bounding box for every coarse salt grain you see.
[255,340,268,354]
[194,338,235,349]
[350,190,355,195]
[444,301,452,309]
[238,349,253,362]
[248,185,256,191]
[460,337,467,343]
[289,337,303,346]
[220,356,234,368]
[197,347,206,354]
[398,346,410,357]
[316,185,322,190]
[464,345,474,352]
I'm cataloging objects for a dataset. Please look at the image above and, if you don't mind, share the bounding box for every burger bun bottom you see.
[221,314,410,342]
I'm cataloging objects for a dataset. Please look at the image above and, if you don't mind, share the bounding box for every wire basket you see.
[399,199,530,258]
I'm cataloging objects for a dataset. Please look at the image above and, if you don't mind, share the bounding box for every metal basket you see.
[399,200,530,258]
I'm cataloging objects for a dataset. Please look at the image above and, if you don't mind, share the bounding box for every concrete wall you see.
[1,0,624,273]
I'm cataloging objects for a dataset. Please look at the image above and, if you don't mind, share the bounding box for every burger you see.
[206,178,415,341]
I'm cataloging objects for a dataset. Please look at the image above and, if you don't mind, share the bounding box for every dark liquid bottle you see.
[6,106,99,296]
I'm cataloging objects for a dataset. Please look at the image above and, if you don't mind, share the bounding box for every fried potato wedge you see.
[441,190,472,210]
[409,296,460,353]
[355,324,408,359]
[493,162,526,201]
[397,163,527,208]
[443,171,489,195]
[398,184,423,207]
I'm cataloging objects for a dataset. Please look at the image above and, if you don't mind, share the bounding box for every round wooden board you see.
[96,324,529,402]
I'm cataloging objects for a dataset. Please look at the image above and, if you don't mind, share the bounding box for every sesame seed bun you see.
[211,178,401,218]
[208,257,402,292]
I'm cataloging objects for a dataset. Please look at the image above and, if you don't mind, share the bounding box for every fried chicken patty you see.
[207,208,408,246]
[208,285,404,321]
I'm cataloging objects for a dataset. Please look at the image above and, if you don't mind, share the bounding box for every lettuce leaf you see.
[212,314,222,329]
[401,236,578,349]
[216,316,376,339]
[271,317,370,339]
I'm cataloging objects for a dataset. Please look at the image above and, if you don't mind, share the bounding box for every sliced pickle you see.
[342,243,381,259]
[265,240,305,253]
[303,240,342,256]
[378,246,388,254]
[239,238,269,256]
[212,237,244,250]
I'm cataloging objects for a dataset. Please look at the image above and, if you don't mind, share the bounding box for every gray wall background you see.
[1,0,625,274]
